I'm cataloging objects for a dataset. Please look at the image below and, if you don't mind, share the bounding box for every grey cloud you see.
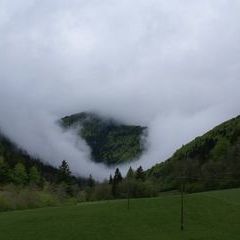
[0,0,239,179]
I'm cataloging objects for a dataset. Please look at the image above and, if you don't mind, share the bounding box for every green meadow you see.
[0,188,240,240]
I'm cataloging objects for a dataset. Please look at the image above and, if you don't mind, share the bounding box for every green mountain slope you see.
[60,112,147,165]
[0,132,84,185]
[147,115,240,192]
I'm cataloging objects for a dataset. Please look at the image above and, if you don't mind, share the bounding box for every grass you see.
[0,188,240,240]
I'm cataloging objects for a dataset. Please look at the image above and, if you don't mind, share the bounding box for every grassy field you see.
[0,188,240,240]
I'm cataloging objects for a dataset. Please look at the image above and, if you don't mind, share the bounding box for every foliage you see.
[112,168,123,197]
[87,174,95,188]
[0,132,87,189]
[126,166,134,179]
[29,166,41,185]
[12,163,28,185]
[57,160,71,184]
[147,115,240,192]
[61,112,147,165]
[0,156,10,183]
[118,178,158,198]
[90,183,112,201]
[135,166,145,181]
[0,185,60,211]
[108,174,113,184]
[113,168,123,184]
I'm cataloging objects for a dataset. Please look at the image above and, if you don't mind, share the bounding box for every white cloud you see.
[0,0,239,179]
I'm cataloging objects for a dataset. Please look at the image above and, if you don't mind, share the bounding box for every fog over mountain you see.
[0,0,239,180]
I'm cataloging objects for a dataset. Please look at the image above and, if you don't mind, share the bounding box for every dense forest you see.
[147,115,240,192]
[60,112,147,165]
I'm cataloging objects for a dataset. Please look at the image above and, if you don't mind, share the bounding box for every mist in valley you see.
[0,0,240,179]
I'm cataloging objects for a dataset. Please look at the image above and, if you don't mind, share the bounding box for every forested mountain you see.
[147,115,240,192]
[60,112,147,165]
[1,112,240,205]
[0,132,90,211]
[0,132,84,186]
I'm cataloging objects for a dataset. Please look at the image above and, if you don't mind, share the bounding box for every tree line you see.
[81,166,158,202]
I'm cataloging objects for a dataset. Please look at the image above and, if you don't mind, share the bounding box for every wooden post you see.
[127,177,130,210]
[181,180,184,231]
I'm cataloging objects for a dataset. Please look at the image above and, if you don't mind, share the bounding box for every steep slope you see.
[0,132,84,185]
[60,112,147,165]
[147,115,240,192]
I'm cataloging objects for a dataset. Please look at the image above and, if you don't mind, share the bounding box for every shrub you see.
[91,184,112,201]
[0,194,13,211]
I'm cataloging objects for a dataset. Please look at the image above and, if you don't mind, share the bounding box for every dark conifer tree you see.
[135,166,145,181]
[0,157,10,183]
[112,168,123,197]
[113,168,122,184]
[88,174,95,188]
[58,160,71,183]
[126,167,134,179]
[109,174,113,184]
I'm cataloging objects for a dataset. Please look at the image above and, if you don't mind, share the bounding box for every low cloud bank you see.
[0,0,239,179]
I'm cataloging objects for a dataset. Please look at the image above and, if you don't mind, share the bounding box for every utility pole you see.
[127,177,130,210]
[181,179,185,231]
[127,180,130,210]
[180,151,188,231]
[126,165,133,210]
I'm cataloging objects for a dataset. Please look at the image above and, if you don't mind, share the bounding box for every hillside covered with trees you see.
[0,132,88,211]
[147,115,240,192]
[1,114,240,211]
[0,133,87,185]
[60,112,147,165]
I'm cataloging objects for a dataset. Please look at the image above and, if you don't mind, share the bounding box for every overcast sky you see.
[0,0,239,179]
